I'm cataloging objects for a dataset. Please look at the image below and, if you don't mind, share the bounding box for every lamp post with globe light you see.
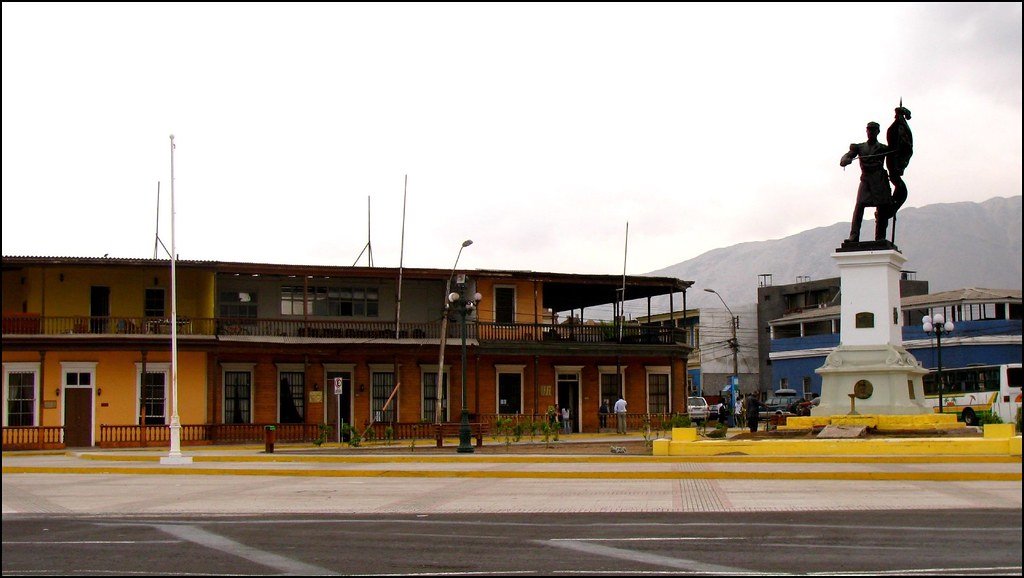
[448,278,482,453]
[923,312,954,413]
[435,240,472,426]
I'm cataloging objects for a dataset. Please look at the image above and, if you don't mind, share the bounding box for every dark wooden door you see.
[64,389,92,447]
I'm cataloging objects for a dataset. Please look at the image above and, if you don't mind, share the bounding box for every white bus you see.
[922,363,1022,426]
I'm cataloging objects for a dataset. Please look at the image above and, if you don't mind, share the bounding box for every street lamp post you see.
[448,279,482,453]
[922,312,954,413]
[704,288,739,423]
[436,240,472,426]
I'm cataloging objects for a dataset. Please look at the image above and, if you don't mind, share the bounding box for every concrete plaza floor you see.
[3,430,1020,515]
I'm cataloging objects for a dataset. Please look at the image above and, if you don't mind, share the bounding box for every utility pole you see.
[705,288,740,417]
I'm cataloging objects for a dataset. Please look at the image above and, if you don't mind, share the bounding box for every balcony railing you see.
[3,315,686,345]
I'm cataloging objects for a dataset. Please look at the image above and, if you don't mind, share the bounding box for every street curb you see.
[3,465,1020,482]
[69,452,1022,464]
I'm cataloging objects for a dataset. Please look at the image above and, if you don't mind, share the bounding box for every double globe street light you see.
[922,313,955,413]
[449,280,482,453]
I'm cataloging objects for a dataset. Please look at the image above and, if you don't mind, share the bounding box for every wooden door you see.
[64,389,92,447]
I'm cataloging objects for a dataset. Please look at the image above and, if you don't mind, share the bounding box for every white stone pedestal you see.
[814,247,930,416]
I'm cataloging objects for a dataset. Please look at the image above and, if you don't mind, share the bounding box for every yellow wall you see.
[2,265,215,318]
[2,268,37,313]
[2,348,207,433]
[474,278,543,323]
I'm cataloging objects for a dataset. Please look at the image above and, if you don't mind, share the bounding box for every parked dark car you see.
[759,388,799,419]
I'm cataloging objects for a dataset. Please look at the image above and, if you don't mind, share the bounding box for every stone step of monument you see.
[817,425,868,438]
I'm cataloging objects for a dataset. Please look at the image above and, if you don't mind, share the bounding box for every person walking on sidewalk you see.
[613,396,628,434]
[561,407,571,434]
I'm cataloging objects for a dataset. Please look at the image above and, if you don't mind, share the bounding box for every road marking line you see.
[153,523,338,576]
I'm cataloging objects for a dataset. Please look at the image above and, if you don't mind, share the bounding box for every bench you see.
[434,422,491,448]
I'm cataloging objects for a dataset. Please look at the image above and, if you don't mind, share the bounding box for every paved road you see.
[3,511,1021,575]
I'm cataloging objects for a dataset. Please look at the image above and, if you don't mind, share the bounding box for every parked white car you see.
[687,396,710,422]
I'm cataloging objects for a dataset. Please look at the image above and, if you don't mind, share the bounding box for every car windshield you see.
[687,397,706,406]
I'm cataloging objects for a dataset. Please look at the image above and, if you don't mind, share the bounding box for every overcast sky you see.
[3,3,1021,276]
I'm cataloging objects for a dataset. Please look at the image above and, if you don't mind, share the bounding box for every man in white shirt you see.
[613,396,628,434]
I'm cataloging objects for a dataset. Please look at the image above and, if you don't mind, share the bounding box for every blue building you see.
[767,288,1022,399]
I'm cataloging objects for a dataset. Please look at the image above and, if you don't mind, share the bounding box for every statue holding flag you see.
[840,102,914,245]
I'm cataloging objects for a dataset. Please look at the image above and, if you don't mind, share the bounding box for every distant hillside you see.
[644,195,1022,311]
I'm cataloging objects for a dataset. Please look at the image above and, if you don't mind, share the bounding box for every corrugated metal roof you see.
[2,254,693,312]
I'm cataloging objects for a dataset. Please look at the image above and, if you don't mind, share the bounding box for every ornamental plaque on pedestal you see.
[814,246,930,416]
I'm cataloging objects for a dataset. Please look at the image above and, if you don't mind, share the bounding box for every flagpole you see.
[161,134,192,464]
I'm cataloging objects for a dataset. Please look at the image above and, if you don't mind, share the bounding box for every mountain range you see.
[644,195,1022,311]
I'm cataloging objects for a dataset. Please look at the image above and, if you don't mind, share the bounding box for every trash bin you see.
[264,425,276,453]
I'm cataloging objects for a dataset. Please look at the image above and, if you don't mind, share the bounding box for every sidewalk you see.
[4,431,1021,515]
[3,429,1021,481]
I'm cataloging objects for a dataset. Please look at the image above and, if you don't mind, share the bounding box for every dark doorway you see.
[90,286,110,333]
[497,373,522,415]
[326,371,353,442]
[556,374,580,433]
[64,389,92,447]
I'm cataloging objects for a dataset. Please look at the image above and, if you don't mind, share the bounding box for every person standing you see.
[599,399,611,429]
[561,406,571,434]
[613,396,628,434]
[746,394,762,433]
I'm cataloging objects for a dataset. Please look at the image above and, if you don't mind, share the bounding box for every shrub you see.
[313,423,333,447]
[669,414,692,429]
[977,411,1004,425]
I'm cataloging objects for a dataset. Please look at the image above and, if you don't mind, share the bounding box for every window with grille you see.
[141,371,166,425]
[224,370,252,424]
[371,371,396,422]
[5,371,36,426]
[600,372,621,402]
[144,288,166,318]
[648,373,669,414]
[422,370,448,422]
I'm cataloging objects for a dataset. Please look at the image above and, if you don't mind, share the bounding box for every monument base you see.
[783,412,960,431]
[814,344,930,416]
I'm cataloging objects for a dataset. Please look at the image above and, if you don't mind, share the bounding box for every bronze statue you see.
[840,103,913,245]
[884,105,913,238]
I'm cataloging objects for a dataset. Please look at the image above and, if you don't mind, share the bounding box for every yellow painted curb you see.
[3,465,1019,482]
[71,453,1022,464]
